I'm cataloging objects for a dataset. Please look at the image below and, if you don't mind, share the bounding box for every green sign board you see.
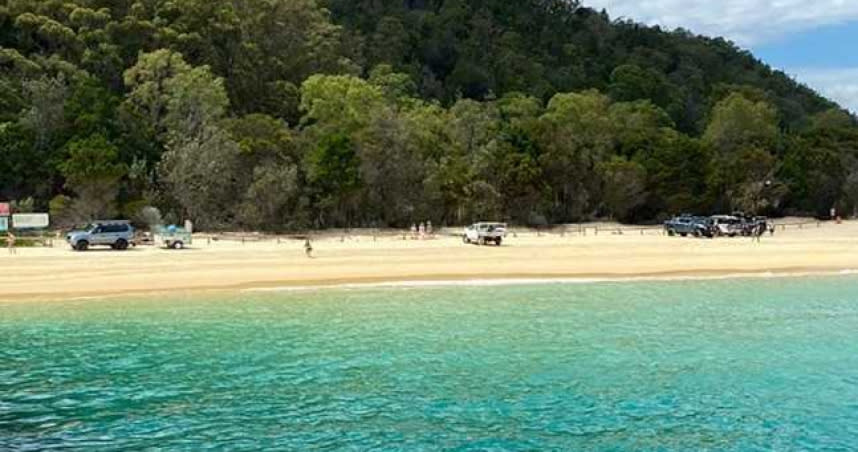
[0,217,7,232]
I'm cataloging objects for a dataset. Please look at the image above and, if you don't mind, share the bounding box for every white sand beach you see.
[1,221,856,301]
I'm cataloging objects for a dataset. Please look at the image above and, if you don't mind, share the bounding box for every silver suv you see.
[66,221,135,251]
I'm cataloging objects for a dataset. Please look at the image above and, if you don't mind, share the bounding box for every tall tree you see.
[537,89,613,221]
[158,127,242,229]
[59,133,127,221]
[703,93,782,212]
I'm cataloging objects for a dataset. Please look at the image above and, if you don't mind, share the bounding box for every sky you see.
[584,0,858,113]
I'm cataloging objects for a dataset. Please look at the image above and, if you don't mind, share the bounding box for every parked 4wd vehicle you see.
[664,215,713,237]
[736,216,770,236]
[710,215,743,237]
[750,216,771,235]
[463,222,507,246]
[66,221,135,251]
[664,215,696,237]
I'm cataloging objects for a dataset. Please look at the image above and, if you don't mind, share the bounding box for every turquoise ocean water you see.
[2,276,858,450]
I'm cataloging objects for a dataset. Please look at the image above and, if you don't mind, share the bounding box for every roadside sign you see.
[0,203,9,216]
[0,217,7,232]
[12,213,49,229]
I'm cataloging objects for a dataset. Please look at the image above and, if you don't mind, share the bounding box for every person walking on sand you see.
[304,238,313,258]
[7,231,16,255]
[753,222,764,243]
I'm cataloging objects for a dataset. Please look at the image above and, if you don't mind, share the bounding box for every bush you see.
[123,202,163,229]
[137,206,163,229]
[49,195,74,228]
[122,200,154,228]
[10,197,35,213]
[0,238,40,247]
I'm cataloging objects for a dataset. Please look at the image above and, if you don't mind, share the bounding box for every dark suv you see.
[665,215,714,238]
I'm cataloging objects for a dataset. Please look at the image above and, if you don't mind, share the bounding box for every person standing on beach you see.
[7,231,16,255]
[752,222,764,243]
[304,238,313,258]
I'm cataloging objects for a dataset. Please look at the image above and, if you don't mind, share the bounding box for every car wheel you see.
[680,232,688,237]
[495,238,503,246]
[75,240,89,251]
[667,229,676,237]
[171,241,184,250]
[463,235,470,244]
[693,230,701,238]
[115,239,128,250]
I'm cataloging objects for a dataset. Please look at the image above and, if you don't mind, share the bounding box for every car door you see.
[466,225,478,241]
[89,226,105,245]
[118,224,131,241]
[109,225,125,244]
[98,224,116,245]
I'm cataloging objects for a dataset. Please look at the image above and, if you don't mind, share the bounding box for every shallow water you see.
[2,277,858,450]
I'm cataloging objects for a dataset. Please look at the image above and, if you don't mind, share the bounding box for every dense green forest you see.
[1,0,857,230]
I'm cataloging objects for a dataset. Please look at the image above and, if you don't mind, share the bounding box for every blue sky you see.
[585,0,858,113]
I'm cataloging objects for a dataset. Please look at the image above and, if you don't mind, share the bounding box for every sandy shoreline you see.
[2,221,857,302]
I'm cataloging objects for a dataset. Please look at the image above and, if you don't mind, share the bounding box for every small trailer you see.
[153,226,192,249]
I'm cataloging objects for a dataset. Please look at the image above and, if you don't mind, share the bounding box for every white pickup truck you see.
[463,222,507,246]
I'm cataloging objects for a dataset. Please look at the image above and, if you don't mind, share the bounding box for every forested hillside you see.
[1,0,857,230]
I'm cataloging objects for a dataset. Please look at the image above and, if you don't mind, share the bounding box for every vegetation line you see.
[1,1,856,231]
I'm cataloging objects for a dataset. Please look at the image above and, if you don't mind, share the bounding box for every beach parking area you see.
[2,220,857,301]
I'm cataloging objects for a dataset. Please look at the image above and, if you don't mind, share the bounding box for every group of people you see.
[409,221,434,240]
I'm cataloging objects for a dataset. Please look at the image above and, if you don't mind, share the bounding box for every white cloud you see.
[790,68,858,114]
[584,0,858,46]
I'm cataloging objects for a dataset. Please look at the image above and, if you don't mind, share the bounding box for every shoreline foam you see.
[243,269,858,293]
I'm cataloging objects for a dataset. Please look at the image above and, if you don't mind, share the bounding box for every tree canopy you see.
[1,0,857,229]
